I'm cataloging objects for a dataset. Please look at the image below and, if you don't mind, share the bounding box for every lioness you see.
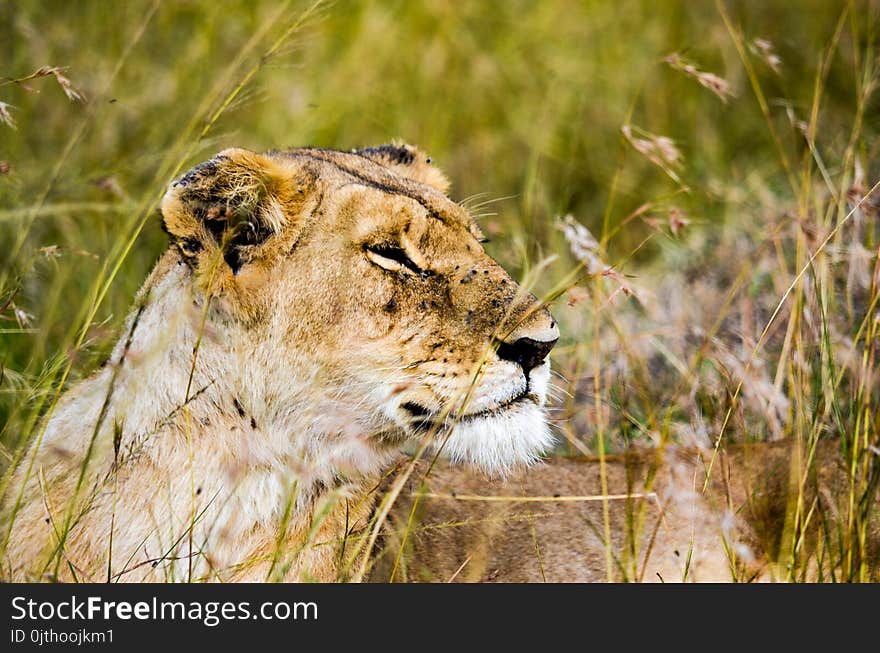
[2,144,874,583]
[2,144,559,582]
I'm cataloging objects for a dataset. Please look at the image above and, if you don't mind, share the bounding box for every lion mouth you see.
[401,391,538,432]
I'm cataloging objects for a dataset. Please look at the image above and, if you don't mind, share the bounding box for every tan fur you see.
[373,440,880,582]
[1,144,559,582]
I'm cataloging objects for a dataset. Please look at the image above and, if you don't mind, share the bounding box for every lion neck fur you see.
[125,249,398,491]
[9,249,394,581]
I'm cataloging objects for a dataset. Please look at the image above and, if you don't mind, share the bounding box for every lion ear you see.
[355,143,450,194]
[161,148,307,275]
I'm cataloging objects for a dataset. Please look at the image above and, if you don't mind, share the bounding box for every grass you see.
[0,0,879,581]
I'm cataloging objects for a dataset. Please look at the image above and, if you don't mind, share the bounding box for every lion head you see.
[160,144,559,475]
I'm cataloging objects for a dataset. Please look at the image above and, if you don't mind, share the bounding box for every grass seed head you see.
[664,52,734,102]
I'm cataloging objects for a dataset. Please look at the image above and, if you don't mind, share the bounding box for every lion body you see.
[375,440,872,583]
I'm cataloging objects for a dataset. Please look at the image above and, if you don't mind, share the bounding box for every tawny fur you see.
[374,440,879,582]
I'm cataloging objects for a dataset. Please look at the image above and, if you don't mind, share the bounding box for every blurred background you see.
[1,1,878,467]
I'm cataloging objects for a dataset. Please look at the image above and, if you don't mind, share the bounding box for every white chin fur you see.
[436,400,556,476]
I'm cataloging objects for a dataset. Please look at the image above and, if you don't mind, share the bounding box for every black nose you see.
[495,337,558,374]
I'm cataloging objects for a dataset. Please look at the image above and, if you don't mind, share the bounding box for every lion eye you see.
[365,244,427,276]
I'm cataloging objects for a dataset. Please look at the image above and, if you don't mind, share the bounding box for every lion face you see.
[161,144,558,474]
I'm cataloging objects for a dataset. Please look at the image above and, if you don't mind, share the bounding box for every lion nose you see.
[495,336,558,374]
